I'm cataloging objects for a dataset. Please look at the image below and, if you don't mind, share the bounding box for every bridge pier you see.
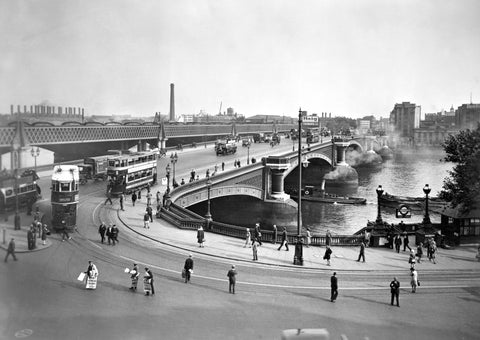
[265,156,291,201]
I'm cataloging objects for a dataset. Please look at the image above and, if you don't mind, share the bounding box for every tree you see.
[440,123,480,212]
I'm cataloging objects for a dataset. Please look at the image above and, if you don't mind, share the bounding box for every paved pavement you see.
[0,212,53,254]
[106,191,480,273]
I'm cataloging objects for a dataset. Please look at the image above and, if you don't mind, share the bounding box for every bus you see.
[79,155,109,184]
[51,165,79,231]
[0,170,40,214]
[306,127,320,143]
[107,150,158,196]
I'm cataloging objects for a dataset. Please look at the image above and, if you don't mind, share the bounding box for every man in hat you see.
[330,272,338,302]
[4,238,17,262]
[227,265,237,294]
[184,254,194,283]
[253,223,262,246]
[144,267,154,296]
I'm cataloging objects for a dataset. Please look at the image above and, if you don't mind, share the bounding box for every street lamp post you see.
[30,147,40,174]
[294,108,304,266]
[376,185,384,224]
[247,145,250,165]
[170,152,178,187]
[163,164,171,208]
[423,184,431,225]
[205,175,212,229]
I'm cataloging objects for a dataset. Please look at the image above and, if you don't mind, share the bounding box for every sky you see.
[1,0,479,119]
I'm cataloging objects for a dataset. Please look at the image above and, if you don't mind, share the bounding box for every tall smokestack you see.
[169,83,175,122]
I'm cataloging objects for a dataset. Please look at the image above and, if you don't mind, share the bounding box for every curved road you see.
[1,142,480,340]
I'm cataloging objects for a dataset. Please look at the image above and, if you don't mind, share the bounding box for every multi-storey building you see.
[455,103,480,130]
[389,102,421,139]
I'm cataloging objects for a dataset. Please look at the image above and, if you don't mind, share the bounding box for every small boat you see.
[288,187,366,205]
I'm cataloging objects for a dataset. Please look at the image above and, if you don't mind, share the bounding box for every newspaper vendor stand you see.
[143,277,152,294]
[86,274,98,289]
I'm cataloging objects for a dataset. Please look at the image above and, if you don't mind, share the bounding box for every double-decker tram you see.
[107,150,158,196]
[0,170,40,214]
[51,165,79,231]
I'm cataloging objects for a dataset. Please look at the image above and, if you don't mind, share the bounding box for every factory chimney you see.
[169,83,175,122]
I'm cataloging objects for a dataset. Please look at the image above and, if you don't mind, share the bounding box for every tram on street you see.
[51,165,79,231]
[0,169,40,214]
[107,150,158,196]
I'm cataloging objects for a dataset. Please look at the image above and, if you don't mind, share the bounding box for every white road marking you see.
[118,255,480,290]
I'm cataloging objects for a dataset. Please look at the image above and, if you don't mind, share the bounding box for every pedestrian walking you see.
[190,169,196,182]
[98,222,106,244]
[146,189,152,206]
[131,191,137,206]
[144,267,154,296]
[33,206,40,223]
[244,228,251,248]
[408,248,416,269]
[112,224,119,244]
[41,223,49,245]
[272,224,277,244]
[363,230,371,247]
[357,241,365,262]
[278,227,289,251]
[227,265,237,294]
[85,261,98,280]
[330,272,338,302]
[184,254,194,283]
[390,277,400,307]
[197,226,205,247]
[233,159,237,168]
[156,190,161,208]
[326,229,332,247]
[394,234,402,253]
[119,192,125,210]
[323,246,332,266]
[129,263,140,291]
[429,240,437,264]
[416,243,423,263]
[205,169,210,178]
[84,260,99,289]
[252,240,258,261]
[106,224,114,245]
[221,162,225,171]
[146,205,153,222]
[253,223,262,246]
[27,226,35,250]
[104,190,113,205]
[403,233,411,251]
[305,228,312,248]
[60,220,72,241]
[410,268,419,293]
[4,238,17,262]
[143,212,150,229]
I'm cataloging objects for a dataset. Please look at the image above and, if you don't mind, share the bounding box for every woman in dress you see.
[244,228,251,248]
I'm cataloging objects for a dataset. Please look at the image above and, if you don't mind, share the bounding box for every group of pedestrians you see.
[98,222,119,245]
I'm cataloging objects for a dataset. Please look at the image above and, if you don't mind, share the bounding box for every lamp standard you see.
[163,164,171,208]
[247,144,250,165]
[375,185,384,224]
[13,153,21,230]
[170,152,178,187]
[422,184,431,225]
[205,175,212,229]
[294,108,304,266]
[30,147,40,174]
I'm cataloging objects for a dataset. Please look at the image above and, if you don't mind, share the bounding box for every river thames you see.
[304,147,453,234]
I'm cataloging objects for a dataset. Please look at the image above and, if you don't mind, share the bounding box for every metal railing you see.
[158,203,366,246]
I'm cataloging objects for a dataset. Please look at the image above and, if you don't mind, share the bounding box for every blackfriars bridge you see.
[161,136,383,228]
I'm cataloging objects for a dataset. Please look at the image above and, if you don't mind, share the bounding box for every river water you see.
[304,147,453,235]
